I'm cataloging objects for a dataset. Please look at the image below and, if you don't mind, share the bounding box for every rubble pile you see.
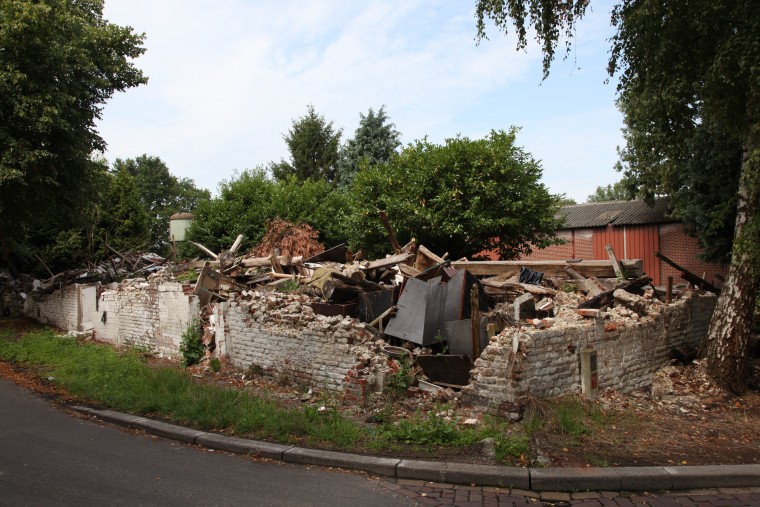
[6,219,724,405]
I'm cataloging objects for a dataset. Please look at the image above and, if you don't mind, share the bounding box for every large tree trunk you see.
[705,128,760,393]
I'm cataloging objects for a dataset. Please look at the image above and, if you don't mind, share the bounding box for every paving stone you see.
[572,501,604,507]
[510,488,540,499]
[573,491,602,500]
[540,491,571,502]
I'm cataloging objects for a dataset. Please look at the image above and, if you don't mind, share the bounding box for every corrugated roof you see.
[558,197,675,228]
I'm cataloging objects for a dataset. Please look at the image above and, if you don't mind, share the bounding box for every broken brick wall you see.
[461,291,717,409]
[24,284,80,331]
[24,279,198,357]
[219,292,387,395]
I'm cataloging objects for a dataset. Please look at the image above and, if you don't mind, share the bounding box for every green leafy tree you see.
[269,105,342,184]
[347,129,562,260]
[586,180,635,203]
[113,155,210,253]
[182,169,351,258]
[475,0,760,391]
[98,168,150,252]
[337,106,401,187]
[0,0,147,267]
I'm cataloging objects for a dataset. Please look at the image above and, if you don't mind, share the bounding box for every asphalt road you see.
[0,379,416,507]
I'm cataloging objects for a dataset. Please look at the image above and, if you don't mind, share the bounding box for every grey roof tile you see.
[558,197,675,228]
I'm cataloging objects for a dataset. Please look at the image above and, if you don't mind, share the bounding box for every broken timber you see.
[655,252,720,294]
[449,259,643,278]
[578,276,652,309]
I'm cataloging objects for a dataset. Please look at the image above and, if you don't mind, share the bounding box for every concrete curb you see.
[69,405,760,492]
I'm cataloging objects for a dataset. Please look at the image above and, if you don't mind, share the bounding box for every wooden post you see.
[666,276,673,304]
[605,244,626,279]
[470,285,481,361]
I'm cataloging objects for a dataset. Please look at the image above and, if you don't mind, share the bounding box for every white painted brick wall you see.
[461,292,717,407]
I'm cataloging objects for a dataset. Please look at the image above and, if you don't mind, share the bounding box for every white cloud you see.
[99,0,623,201]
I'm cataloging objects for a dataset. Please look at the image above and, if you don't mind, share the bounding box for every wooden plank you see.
[605,244,626,279]
[240,255,302,268]
[565,266,605,296]
[470,285,481,361]
[655,252,720,294]
[397,263,422,278]
[450,259,643,278]
[415,245,446,272]
[362,252,413,271]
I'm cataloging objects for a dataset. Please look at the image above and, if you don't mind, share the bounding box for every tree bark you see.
[704,127,760,393]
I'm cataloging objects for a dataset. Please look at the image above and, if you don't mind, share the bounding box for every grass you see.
[0,327,362,447]
[0,324,533,461]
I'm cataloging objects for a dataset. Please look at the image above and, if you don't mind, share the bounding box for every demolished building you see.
[7,238,719,414]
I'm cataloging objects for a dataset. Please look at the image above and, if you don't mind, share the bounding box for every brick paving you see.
[380,480,760,507]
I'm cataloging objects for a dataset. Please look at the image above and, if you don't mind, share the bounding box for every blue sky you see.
[98,0,624,203]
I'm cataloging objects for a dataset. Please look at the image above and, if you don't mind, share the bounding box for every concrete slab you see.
[89,408,147,428]
[195,433,292,460]
[530,467,621,492]
[618,466,671,491]
[396,460,448,483]
[664,465,760,489]
[283,447,400,476]
[131,418,207,444]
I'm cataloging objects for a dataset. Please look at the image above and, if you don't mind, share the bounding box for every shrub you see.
[179,322,204,367]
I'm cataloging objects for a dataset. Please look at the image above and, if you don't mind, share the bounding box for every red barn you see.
[519,198,728,287]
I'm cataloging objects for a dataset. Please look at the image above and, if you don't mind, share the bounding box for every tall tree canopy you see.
[476,0,760,391]
[0,0,147,266]
[113,155,210,253]
[337,106,401,187]
[347,129,562,260]
[183,169,350,256]
[586,179,634,203]
[269,105,342,184]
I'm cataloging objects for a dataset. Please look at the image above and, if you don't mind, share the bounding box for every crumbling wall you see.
[461,291,717,409]
[24,278,198,357]
[221,291,386,394]
[24,284,80,331]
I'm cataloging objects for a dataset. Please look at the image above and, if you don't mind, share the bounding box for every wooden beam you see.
[655,252,720,294]
[241,255,302,268]
[605,244,626,280]
[362,252,413,271]
[470,285,481,361]
[450,259,643,278]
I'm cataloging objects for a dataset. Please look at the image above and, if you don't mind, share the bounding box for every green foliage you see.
[182,169,350,257]
[0,0,147,267]
[113,155,210,254]
[99,168,151,252]
[475,0,589,79]
[179,322,204,368]
[386,357,415,395]
[208,357,221,373]
[346,128,563,260]
[378,409,463,446]
[337,106,401,187]
[269,105,342,184]
[586,180,635,203]
[0,327,363,447]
